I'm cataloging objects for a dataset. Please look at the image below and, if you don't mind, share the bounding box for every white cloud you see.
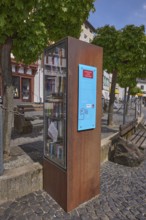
[143,3,146,9]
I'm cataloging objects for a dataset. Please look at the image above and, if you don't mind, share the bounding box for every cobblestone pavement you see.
[1,110,145,219]
[0,150,146,220]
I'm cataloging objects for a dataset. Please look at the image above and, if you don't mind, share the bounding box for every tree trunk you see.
[0,38,13,159]
[107,71,118,125]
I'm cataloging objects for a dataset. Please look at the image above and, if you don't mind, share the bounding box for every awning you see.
[115,89,119,94]
[137,93,143,97]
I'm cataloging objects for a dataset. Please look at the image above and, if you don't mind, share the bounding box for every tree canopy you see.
[0,0,95,157]
[92,25,120,73]
[118,25,146,77]
[92,24,146,125]
[92,25,120,125]
[92,24,146,82]
[130,86,142,96]
[0,0,95,64]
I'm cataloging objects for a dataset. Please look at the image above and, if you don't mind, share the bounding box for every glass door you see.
[44,41,67,169]
[22,78,31,102]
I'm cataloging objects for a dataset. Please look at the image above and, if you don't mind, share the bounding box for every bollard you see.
[0,96,3,175]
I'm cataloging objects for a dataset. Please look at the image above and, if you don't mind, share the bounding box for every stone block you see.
[0,163,43,205]
[14,115,32,134]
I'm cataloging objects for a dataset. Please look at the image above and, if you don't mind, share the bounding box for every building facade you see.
[33,20,97,103]
[0,20,100,104]
[102,71,110,100]
[34,59,44,103]
[0,58,38,103]
[137,78,146,104]
[79,20,96,43]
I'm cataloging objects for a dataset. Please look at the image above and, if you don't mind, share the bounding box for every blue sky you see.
[88,0,146,30]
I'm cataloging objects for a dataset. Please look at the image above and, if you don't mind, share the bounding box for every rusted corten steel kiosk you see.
[43,37,103,212]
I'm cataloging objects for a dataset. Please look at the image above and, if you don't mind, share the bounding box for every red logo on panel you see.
[83,70,93,78]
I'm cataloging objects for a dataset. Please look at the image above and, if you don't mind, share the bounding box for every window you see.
[84,34,87,39]
[85,24,88,29]
[141,85,144,90]
[22,78,31,100]
[12,76,20,98]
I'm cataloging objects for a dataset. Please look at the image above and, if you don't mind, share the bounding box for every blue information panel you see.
[78,64,97,131]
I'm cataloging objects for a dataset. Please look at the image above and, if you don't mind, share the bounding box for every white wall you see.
[79,23,95,43]
[102,71,110,100]
[137,81,146,97]
[34,67,43,103]
[118,87,125,100]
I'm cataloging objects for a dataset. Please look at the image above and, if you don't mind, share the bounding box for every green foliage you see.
[92,25,120,73]
[0,0,95,64]
[117,73,137,88]
[118,25,146,76]
[92,24,146,125]
[92,24,146,86]
[130,86,142,96]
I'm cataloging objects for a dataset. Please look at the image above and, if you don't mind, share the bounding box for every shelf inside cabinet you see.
[52,93,64,98]
[47,137,63,144]
[45,139,65,168]
[45,98,63,103]
[44,71,67,77]
[45,115,65,120]
[45,93,64,99]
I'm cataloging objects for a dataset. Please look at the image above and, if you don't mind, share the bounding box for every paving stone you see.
[110,217,120,220]
[71,216,81,220]
[33,207,44,216]
[81,215,92,220]
[135,214,146,220]
[97,214,110,220]
[6,216,16,220]
[42,213,52,220]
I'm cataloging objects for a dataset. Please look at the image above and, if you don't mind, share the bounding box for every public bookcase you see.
[43,37,103,212]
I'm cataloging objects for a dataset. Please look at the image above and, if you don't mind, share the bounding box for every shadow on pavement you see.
[19,141,44,165]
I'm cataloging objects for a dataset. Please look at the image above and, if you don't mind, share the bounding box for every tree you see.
[117,25,146,102]
[92,25,120,125]
[0,0,95,158]
[92,24,146,125]
[117,25,146,118]
[118,25,146,77]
